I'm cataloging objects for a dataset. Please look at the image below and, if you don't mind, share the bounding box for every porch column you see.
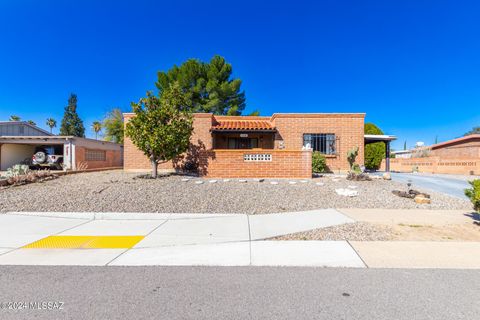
[385,141,391,172]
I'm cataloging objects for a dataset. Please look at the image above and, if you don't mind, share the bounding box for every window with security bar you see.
[303,134,336,155]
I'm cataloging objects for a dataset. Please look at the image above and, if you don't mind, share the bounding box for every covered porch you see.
[364,134,397,172]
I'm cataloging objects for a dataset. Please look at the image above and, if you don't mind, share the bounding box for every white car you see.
[32,145,64,170]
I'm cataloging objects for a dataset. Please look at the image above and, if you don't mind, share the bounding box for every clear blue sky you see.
[1,0,479,149]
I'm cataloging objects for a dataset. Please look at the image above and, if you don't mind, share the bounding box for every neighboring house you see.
[124,113,381,178]
[0,121,123,171]
[392,149,412,159]
[382,134,480,175]
[430,134,480,158]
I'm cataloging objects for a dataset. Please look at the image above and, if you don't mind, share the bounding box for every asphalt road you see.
[0,266,478,319]
[385,172,472,199]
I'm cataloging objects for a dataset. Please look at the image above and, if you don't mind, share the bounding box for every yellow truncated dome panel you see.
[23,235,145,249]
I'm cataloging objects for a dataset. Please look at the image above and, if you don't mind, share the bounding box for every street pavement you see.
[0,266,478,320]
[385,172,473,199]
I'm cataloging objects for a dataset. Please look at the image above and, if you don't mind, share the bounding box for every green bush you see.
[465,179,480,212]
[312,152,328,173]
[365,123,385,170]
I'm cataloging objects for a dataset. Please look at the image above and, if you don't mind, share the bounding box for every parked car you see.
[32,145,64,170]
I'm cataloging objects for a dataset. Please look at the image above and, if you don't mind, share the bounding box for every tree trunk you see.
[151,159,158,178]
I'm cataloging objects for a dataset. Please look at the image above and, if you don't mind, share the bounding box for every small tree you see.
[9,115,20,121]
[60,93,85,137]
[126,83,194,178]
[27,120,36,126]
[91,121,102,140]
[103,108,124,144]
[46,118,57,133]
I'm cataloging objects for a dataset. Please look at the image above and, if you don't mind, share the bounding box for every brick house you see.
[123,113,366,178]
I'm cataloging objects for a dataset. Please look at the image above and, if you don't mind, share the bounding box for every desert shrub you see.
[312,152,328,173]
[465,179,480,212]
[364,123,385,170]
[5,164,30,178]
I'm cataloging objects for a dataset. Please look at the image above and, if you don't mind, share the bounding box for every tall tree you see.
[46,118,57,133]
[91,121,102,140]
[403,140,407,150]
[103,108,124,144]
[126,83,194,178]
[60,94,85,137]
[9,115,20,121]
[364,123,385,170]
[156,55,246,115]
[27,120,36,126]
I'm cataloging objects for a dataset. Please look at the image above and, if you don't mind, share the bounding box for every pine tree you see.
[60,94,85,137]
[156,55,246,115]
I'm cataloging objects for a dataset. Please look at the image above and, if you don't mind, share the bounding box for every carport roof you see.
[0,136,120,145]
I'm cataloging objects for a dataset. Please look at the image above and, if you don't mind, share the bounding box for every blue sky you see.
[0,0,479,149]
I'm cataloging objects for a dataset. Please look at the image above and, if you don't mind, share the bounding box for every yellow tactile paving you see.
[22,236,145,249]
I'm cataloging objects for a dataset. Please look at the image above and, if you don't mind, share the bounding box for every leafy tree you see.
[464,127,480,136]
[103,108,124,144]
[9,115,20,121]
[46,118,57,133]
[126,83,194,178]
[60,94,85,137]
[364,123,385,170]
[465,179,480,212]
[156,55,246,115]
[91,121,102,140]
[27,120,36,126]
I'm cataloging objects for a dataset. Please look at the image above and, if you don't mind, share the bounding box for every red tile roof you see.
[212,119,275,131]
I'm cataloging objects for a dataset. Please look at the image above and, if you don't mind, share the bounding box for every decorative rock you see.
[300,180,308,183]
[315,182,325,186]
[223,179,230,182]
[331,179,340,182]
[414,195,431,204]
[348,185,358,189]
[270,181,279,185]
[383,172,392,180]
[335,188,358,197]
[238,179,247,183]
[254,178,265,182]
[209,180,217,183]
[288,181,297,185]
[181,178,190,182]
[194,181,204,185]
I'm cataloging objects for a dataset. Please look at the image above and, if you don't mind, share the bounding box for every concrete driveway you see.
[383,172,476,199]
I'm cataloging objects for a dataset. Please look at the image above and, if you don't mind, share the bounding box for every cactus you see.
[347,146,359,171]
[5,164,30,178]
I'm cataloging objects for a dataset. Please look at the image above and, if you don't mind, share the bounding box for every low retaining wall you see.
[381,157,480,175]
[199,149,312,178]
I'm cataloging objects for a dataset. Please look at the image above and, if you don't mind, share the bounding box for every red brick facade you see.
[75,146,123,170]
[123,112,365,178]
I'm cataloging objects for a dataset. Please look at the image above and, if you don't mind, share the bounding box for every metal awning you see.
[364,134,397,144]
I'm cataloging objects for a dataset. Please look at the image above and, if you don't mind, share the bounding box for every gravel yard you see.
[273,222,394,241]
[0,170,472,214]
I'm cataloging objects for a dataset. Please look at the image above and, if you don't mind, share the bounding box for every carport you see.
[364,134,397,172]
[0,136,123,171]
[0,136,73,170]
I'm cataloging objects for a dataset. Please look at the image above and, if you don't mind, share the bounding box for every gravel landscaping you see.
[0,170,472,214]
[272,222,394,241]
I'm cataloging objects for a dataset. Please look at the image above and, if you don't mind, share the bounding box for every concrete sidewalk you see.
[0,210,364,267]
[0,210,479,269]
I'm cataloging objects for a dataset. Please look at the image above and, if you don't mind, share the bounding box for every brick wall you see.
[381,157,480,175]
[272,114,365,171]
[199,149,312,178]
[75,146,123,170]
